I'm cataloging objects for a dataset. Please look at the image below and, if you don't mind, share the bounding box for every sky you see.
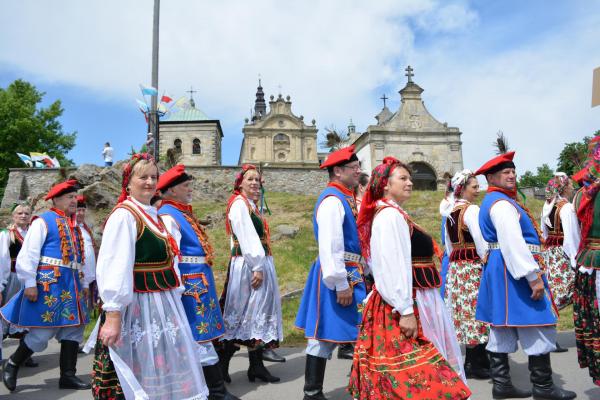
[0,0,599,175]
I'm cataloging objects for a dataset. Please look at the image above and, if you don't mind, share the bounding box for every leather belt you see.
[39,256,82,270]
[488,242,542,253]
[179,256,207,264]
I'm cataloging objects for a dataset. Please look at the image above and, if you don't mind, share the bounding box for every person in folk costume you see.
[541,173,579,353]
[0,203,38,367]
[348,157,470,400]
[89,153,209,400]
[76,195,99,320]
[573,136,600,387]
[438,197,451,300]
[338,171,371,362]
[1,180,94,392]
[475,151,576,400]
[440,169,491,379]
[157,165,240,400]
[295,145,367,400]
[218,164,283,384]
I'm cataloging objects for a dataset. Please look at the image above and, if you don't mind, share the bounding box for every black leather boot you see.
[465,346,490,379]
[529,353,576,399]
[247,348,280,383]
[216,341,238,383]
[262,348,286,362]
[552,342,568,353]
[336,343,354,360]
[19,339,38,368]
[489,352,531,399]
[477,344,491,370]
[2,340,34,391]
[58,340,91,390]
[303,355,328,400]
[203,364,241,400]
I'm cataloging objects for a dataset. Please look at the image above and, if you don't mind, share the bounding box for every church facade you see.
[159,97,223,166]
[238,81,319,167]
[354,66,463,190]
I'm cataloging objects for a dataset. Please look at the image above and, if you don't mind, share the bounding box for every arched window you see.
[408,162,437,191]
[192,138,201,155]
[174,138,182,153]
[273,133,290,144]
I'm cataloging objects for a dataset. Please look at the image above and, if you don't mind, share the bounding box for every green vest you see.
[574,188,600,269]
[231,199,271,257]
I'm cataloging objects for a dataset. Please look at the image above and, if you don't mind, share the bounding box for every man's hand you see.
[336,287,353,307]
[24,286,38,302]
[529,277,545,301]
[399,313,418,339]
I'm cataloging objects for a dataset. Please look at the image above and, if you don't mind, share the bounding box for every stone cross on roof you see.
[380,94,388,108]
[405,65,414,83]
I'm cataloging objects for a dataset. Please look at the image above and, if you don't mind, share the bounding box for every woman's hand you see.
[99,311,122,347]
[399,313,418,339]
[251,271,264,289]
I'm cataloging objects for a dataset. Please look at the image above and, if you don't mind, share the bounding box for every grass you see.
[83,190,574,345]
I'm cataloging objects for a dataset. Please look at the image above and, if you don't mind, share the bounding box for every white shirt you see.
[227,196,266,272]
[102,146,114,162]
[0,227,26,291]
[490,200,540,282]
[16,216,95,289]
[370,199,414,316]
[541,202,581,269]
[316,196,350,291]
[78,223,97,282]
[443,201,488,260]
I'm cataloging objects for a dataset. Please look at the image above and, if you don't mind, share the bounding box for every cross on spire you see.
[405,65,414,83]
[380,94,388,108]
[186,86,197,100]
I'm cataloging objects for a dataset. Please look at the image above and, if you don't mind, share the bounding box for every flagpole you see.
[150,0,160,159]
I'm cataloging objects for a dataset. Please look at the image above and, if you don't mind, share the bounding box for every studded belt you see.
[344,251,365,265]
[488,242,542,253]
[179,256,207,264]
[39,256,82,270]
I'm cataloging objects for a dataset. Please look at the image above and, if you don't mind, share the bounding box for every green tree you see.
[0,79,76,188]
[557,130,600,175]
[519,164,554,187]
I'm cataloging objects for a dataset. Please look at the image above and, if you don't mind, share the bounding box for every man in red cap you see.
[475,153,576,399]
[295,145,367,400]
[157,165,240,400]
[0,180,95,392]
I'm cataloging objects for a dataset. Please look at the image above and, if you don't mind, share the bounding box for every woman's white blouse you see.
[370,200,414,316]
[228,196,266,272]
[541,202,581,268]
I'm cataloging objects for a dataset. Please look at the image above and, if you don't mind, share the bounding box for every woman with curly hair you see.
[348,157,470,400]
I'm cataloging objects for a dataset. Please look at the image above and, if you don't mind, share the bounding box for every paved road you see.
[1,331,599,399]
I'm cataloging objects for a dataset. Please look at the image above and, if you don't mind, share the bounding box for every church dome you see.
[163,99,209,122]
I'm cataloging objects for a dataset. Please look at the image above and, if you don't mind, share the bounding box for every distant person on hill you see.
[295,145,366,400]
[101,142,113,167]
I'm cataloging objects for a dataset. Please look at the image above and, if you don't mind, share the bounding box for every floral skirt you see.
[348,289,471,400]
[573,269,600,387]
[444,259,489,346]
[89,290,208,400]
[544,246,575,310]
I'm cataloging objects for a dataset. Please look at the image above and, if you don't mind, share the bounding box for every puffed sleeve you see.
[560,202,581,269]
[370,207,414,315]
[0,231,10,292]
[490,200,540,281]
[96,208,137,312]
[443,219,453,256]
[16,218,47,289]
[228,198,266,272]
[159,214,185,293]
[316,196,349,291]
[464,205,488,260]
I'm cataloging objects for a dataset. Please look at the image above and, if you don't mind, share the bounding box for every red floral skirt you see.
[348,290,471,399]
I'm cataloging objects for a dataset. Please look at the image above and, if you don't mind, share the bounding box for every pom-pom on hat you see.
[572,167,589,186]
[320,145,358,170]
[44,179,80,201]
[475,151,516,176]
[156,164,194,193]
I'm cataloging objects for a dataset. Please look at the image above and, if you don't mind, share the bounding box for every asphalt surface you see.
[0,331,599,399]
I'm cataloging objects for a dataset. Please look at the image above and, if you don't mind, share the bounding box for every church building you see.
[353,66,464,190]
[159,95,223,166]
[238,81,319,167]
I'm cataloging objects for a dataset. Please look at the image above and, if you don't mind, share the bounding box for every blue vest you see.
[476,191,557,327]
[0,210,89,328]
[159,203,225,342]
[295,186,366,342]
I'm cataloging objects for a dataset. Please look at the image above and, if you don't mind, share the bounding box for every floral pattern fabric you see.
[348,290,471,400]
[544,245,575,310]
[573,269,600,387]
[92,314,125,400]
[444,259,489,346]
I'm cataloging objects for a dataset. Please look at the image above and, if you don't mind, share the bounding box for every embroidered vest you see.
[117,203,180,292]
[574,189,600,268]
[545,200,567,247]
[230,196,271,257]
[8,228,24,272]
[38,210,84,266]
[446,203,481,262]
